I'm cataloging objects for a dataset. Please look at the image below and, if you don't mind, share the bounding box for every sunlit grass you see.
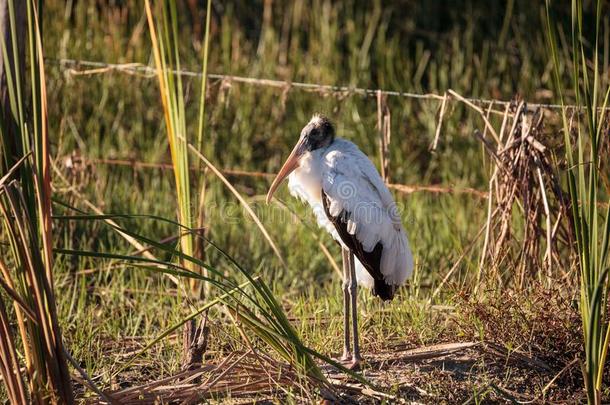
[0,0,604,402]
[545,0,610,402]
[0,0,73,402]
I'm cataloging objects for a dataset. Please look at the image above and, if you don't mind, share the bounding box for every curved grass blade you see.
[187,143,287,268]
[55,210,336,387]
[113,279,256,377]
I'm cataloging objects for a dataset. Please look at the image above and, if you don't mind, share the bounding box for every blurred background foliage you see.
[44,0,603,281]
[22,0,606,393]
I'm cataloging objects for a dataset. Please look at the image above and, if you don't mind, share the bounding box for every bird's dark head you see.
[299,114,335,151]
[266,114,335,204]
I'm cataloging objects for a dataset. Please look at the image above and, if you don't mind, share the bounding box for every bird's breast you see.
[287,153,324,206]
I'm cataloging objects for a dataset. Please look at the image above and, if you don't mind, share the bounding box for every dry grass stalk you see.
[472,99,573,289]
[51,161,166,265]
[70,155,277,178]
[187,143,287,267]
[430,91,449,151]
[265,197,342,278]
[89,349,329,404]
[0,1,74,400]
[0,294,28,404]
[0,180,74,404]
[182,312,210,370]
[377,90,391,181]
[389,183,488,198]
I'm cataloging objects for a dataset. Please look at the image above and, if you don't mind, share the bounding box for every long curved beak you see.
[266,140,305,204]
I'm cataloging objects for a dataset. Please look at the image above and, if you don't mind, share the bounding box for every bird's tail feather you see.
[373,279,395,301]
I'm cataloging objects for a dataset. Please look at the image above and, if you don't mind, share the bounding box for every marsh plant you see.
[546,0,610,402]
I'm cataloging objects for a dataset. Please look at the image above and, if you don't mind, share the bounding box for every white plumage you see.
[287,137,413,290]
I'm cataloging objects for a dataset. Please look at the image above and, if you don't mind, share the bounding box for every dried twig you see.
[377,90,391,181]
[472,100,573,289]
[388,183,488,198]
[430,92,448,151]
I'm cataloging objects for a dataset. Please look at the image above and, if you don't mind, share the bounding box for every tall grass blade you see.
[0,0,74,402]
[545,1,610,402]
[144,0,197,292]
[54,209,331,388]
[196,0,212,152]
[0,293,28,404]
[188,143,287,267]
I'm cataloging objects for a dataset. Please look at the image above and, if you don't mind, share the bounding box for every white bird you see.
[266,114,413,368]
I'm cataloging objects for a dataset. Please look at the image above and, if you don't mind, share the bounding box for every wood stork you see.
[266,114,413,368]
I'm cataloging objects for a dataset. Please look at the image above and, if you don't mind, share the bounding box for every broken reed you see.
[546,0,610,403]
[475,101,572,291]
[0,0,74,403]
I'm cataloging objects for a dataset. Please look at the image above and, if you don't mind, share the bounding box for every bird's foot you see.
[348,354,363,370]
[340,349,351,362]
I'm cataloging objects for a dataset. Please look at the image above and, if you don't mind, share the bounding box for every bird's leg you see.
[348,252,362,368]
[341,247,351,362]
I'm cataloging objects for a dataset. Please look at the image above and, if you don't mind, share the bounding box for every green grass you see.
[546,1,610,402]
[0,1,74,402]
[0,0,606,402]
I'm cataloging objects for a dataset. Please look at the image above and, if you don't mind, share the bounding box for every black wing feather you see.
[321,191,394,300]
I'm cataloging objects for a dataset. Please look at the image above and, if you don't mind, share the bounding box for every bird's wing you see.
[321,190,394,299]
[319,140,412,295]
[320,142,403,251]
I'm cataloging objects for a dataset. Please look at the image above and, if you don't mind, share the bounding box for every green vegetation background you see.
[37,0,603,395]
